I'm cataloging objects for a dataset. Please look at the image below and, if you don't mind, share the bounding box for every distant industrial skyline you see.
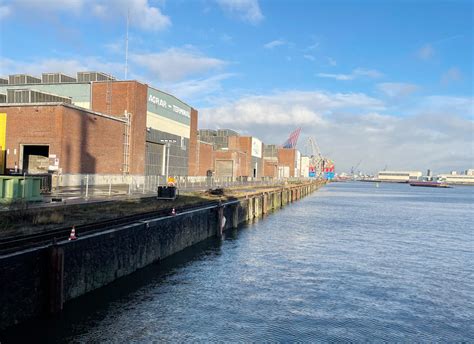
[0,0,472,173]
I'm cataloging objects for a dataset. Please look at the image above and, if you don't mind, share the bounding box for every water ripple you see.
[1,182,473,342]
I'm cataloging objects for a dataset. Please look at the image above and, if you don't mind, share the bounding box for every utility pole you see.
[124,8,129,80]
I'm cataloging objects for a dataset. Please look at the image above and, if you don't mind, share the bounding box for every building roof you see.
[0,102,127,123]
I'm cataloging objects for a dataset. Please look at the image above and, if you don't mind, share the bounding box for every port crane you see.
[304,136,324,176]
[351,160,362,176]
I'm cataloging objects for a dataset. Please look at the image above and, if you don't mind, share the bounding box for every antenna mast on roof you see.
[124,8,130,80]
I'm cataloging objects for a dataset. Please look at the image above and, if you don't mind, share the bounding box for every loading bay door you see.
[20,144,49,174]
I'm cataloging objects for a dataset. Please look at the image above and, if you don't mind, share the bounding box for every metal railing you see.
[46,174,317,201]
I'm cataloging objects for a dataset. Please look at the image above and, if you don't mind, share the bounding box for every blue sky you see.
[0,0,473,173]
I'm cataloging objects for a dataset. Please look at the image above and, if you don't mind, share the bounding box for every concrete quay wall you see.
[0,181,324,330]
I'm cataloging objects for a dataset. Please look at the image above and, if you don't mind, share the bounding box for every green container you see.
[0,176,43,202]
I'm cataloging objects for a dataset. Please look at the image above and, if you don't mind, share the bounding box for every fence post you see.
[128,176,132,196]
[22,172,26,199]
[108,178,112,197]
[85,174,89,199]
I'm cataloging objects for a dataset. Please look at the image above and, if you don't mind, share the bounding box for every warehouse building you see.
[213,149,248,179]
[198,129,239,150]
[0,103,127,177]
[91,79,197,177]
[277,148,301,178]
[438,172,474,185]
[0,71,198,184]
[188,140,214,177]
[377,171,422,182]
[0,73,96,108]
[227,136,263,179]
[300,156,310,178]
[262,144,279,178]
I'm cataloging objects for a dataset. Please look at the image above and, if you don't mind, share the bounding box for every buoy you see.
[68,226,77,241]
[171,208,176,216]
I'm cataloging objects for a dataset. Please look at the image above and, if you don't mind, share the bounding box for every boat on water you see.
[409,179,451,188]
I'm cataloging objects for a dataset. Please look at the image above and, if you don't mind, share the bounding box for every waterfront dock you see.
[0,180,325,330]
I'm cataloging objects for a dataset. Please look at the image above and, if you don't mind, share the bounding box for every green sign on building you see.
[147,87,191,126]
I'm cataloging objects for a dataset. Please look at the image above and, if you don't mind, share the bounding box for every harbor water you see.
[2,182,473,342]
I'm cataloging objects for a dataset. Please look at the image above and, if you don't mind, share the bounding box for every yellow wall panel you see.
[0,113,6,172]
[146,111,190,138]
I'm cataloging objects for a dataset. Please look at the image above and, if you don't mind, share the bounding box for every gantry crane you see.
[304,136,324,176]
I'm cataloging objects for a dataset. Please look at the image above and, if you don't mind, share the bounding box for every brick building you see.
[228,136,263,178]
[0,72,199,181]
[263,160,278,178]
[213,149,248,179]
[277,148,297,177]
[189,140,214,176]
[0,103,126,176]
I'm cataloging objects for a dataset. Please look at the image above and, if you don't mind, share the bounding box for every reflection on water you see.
[1,182,473,342]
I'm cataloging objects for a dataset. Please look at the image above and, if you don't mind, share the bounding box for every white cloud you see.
[303,54,316,61]
[317,73,354,81]
[0,2,11,19]
[327,57,337,66]
[353,68,383,78]
[161,73,235,100]
[317,68,383,81]
[200,90,385,128]
[0,57,123,79]
[111,0,171,32]
[263,40,286,49]
[441,67,462,85]
[378,82,419,97]
[1,0,171,31]
[220,33,233,43]
[414,95,474,117]
[12,0,85,12]
[131,47,227,83]
[417,44,435,60]
[306,41,320,51]
[200,90,473,173]
[216,0,264,24]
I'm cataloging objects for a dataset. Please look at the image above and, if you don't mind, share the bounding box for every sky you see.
[0,0,473,174]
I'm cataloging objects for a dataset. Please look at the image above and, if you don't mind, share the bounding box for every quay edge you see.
[0,180,325,331]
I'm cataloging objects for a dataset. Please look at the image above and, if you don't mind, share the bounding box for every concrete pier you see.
[0,181,325,330]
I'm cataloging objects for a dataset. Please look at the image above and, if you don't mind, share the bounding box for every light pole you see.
[160,139,177,183]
